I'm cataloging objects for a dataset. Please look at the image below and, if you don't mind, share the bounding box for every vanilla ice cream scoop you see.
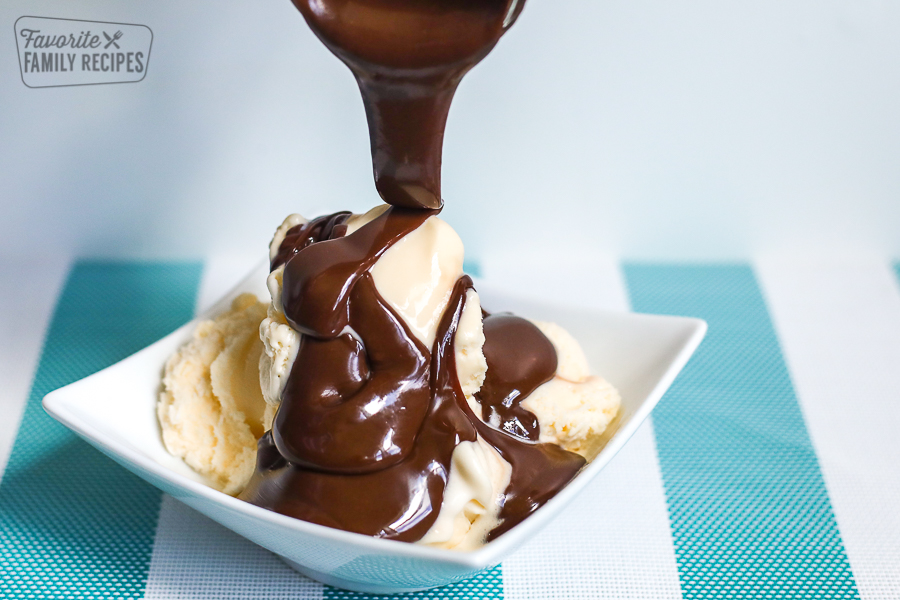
[522,320,621,460]
[158,294,272,494]
[160,204,619,551]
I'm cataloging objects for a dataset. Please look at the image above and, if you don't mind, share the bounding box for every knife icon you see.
[103,31,123,49]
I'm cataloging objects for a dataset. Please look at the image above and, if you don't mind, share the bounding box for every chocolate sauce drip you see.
[281,207,433,338]
[241,275,477,541]
[270,212,351,271]
[243,219,585,542]
[480,424,586,542]
[475,314,557,441]
[437,289,586,541]
[289,0,526,210]
[273,272,432,473]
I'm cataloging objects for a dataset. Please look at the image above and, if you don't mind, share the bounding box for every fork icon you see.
[103,31,123,49]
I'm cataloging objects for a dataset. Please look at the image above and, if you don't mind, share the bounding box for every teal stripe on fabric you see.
[623,264,858,599]
[0,261,202,599]
[325,565,503,599]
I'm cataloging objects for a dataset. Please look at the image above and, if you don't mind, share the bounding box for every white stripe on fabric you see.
[144,496,322,600]
[503,421,683,600]
[756,258,900,600]
[0,256,69,483]
[488,256,683,600]
[144,256,324,599]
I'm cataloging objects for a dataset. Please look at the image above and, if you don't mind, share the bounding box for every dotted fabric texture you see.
[757,260,900,600]
[144,495,325,599]
[324,565,503,600]
[0,262,202,599]
[624,264,859,599]
[2,260,888,600]
[500,423,683,600]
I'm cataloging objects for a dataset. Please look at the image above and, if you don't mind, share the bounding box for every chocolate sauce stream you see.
[475,313,557,441]
[238,0,587,545]
[289,0,526,209]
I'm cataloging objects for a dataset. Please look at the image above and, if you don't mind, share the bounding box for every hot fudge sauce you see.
[475,314,557,441]
[239,0,589,544]
[289,0,525,210]
[241,209,585,540]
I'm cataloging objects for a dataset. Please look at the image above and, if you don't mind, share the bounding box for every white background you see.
[1,0,899,264]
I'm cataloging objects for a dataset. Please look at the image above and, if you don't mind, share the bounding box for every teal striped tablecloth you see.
[1,257,898,599]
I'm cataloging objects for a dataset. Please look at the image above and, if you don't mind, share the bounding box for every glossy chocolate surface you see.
[240,0,589,544]
[241,209,585,542]
[289,0,526,209]
[475,313,557,441]
[270,212,350,271]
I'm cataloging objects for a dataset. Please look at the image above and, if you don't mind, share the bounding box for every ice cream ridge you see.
[157,0,621,550]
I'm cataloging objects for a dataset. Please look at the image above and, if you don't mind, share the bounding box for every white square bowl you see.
[42,262,705,594]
